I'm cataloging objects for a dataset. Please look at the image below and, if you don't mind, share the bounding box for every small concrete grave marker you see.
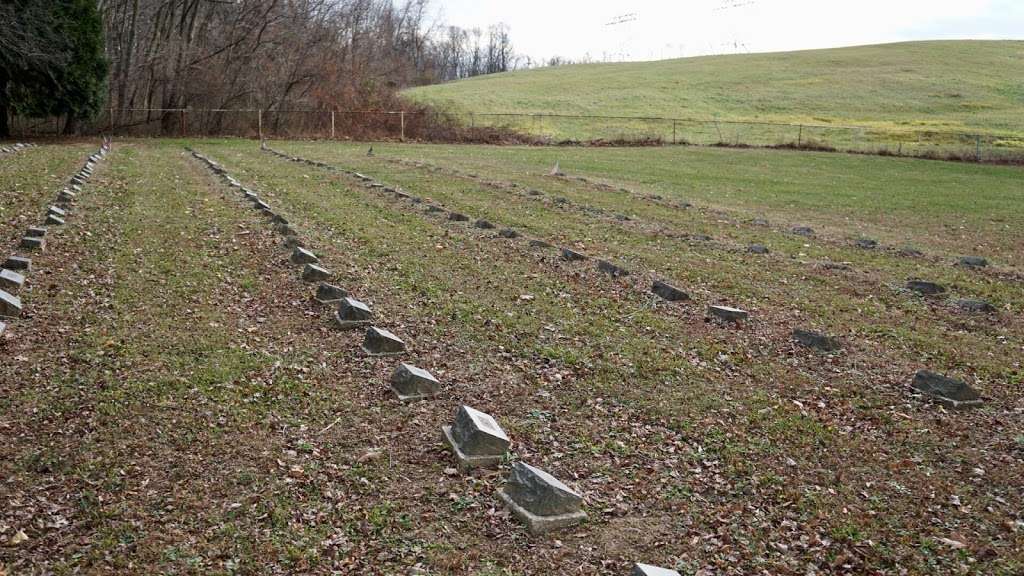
[315,283,348,304]
[907,280,945,296]
[499,228,520,239]
[290,247,319,265]
[474,219,496,229]
[3,257,31,272]
[57,190,76,203]
[425,205,444,213]
[0,321,5,337]
[48,206,68,218]
[25,227,47,238]
[335,297,373,329]
[751,218,769,227]
[284,236,305,249]
[301,264,330,283]
[549,162,565,177]
[709,305,748,322]
[855,239,878,250]
[20,237,44,251]
[652,280,690,302]
[912,370,983,409]
[956,299,995,313]
[271,214,288,226]
[793,329,842,352]
[596,260,629,277]
[254,200,271,211]
[0,290,23,318]
[791,226,815,236]
[498,462,587,534]
[747,244,769,254]
[390,363,441,401]
[362,326,406,356]
[0,270,25,293]
[560,248,587,262]
[442,405,511,470]
[898,247,923,258]
[633,564,682,576]
[529,239,553,249]
[958,256,988,268]
[448,212,470,222]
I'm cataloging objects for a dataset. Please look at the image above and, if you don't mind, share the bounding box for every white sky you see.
[432,0,1024,62]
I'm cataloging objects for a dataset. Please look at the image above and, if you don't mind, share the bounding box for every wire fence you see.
[9,108,1024,164]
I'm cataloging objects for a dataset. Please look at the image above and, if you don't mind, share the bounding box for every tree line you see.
[2,0,546,137]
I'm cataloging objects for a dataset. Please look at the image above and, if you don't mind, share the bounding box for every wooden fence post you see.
[258,109,263,140]
[400,111,406,141]
[797,124,803,148]
[331,110,335,139]
[180,109,186,136]
[672,120,677,145]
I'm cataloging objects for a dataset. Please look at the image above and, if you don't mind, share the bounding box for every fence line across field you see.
[9,108,1023,163]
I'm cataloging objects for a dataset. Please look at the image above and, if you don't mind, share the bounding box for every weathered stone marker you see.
[748,244,769,254]
[793,329,842,352]
[529,239,553,249]
[284,236,305,249]
[855,239,878,250]
[48,206,68,218]
[25,227,47,238]
[46,214,66,226]
[315,283,348,304]
[290,247,319,265]
[907,280,946,296]
[0,270,25,293]
[751,218,769,227]
[3,257,31,272]
[956,299,995,313]
[0,321,5,337]
[390,363,441,401]
[596,260,629,278]
[709,305,748,322]
[958,256,988,268]
[633,564,682,576]
[335,297,373,329]
[560,248,587,262]
[474,219,496,229]
[301,263,331,283]
[57,190,76,203]
[362,326,406,356]
[0,289,23,318]
[499,228,520,239]
[791,226,815,236]
[911,370,983,409]
[19,237,44,251]
[652,280,690,302]
[254,200,271,211]
[498,462,587,534]
[448,212,470,222]
[443,405,510,470]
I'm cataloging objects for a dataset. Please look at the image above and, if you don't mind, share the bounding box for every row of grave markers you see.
[262,145,988,410]
[188,147,682,575]
[0,142,36,156]
[0,140,110,337]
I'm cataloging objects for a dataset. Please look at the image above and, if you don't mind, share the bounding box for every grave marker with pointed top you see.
[315,283,348,304]
[652,280,689,302]
[709,305,748,322]
[793,329,842,352]
[498,462,587,534]
[390,363,441,401]
[596,260,629,277]
[362,326,406,356]
[302,264,331,283]
[561,248,587,262]
[912,370,983,409]
[0,290,22,318]
[633,564,682,576]
[290,247,319,265]
[907,280,945,296]
[442,405,510,470]
[335,297,372,329]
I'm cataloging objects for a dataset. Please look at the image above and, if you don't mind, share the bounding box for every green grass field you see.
[407,40,1024,147]
[1,139,1021,575]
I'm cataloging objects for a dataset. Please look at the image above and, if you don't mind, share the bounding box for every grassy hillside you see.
[407,41,1024,139]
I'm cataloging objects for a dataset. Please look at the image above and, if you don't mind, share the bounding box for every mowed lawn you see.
[1,139,1021,575]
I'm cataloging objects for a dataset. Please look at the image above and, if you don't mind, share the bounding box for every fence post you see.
[400,111,406,141]
[331,110,335,139]
[109,108,114,135]
[258,109,263,141]
[797,124,803,148]
[180,109,186,136]
[672,120,677,145]
[975,135,981,162]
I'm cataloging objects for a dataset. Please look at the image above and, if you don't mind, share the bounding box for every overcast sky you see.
[432,0,1024,62]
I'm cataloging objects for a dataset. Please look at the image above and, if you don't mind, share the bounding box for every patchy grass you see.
[1,139,1022,575]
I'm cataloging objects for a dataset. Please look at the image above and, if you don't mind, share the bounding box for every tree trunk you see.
[63,113,78,136]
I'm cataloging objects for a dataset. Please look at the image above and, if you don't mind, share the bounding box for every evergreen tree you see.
[0,0,107,137]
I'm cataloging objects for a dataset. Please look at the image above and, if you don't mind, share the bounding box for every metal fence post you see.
[798,124,803,148]
[672,120,677,145]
